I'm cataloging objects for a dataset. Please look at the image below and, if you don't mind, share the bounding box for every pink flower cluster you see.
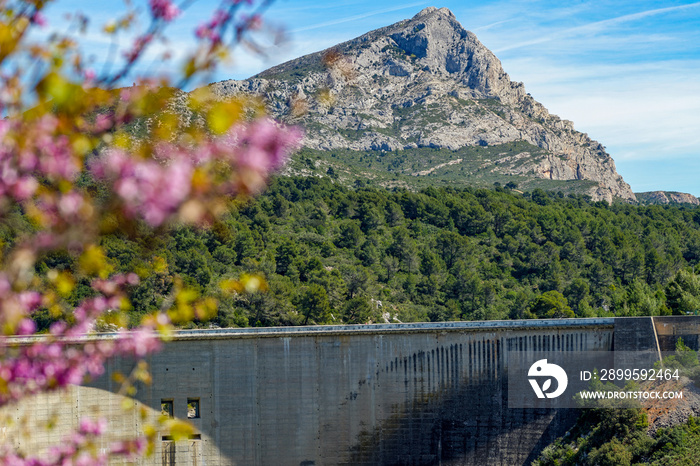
[0,0,302,463]
[227,118,302,173]
[30,11,48,27]
[92,273,140,294]
[194,117,302,196]
[0,274,161,406]
[149,0,181,21]
[0,416,147,465]
[91,149,193,227]
[195,9,231,43]
[27,190,91,229]
[90,118,300,226]
[0,274,42,337]
[108,436,148,460]
[0,117,79,204]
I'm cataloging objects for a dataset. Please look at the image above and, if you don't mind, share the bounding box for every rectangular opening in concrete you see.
[162,434,201,440]
[187,398,200,419]
[161,399,173,418]
[161,440,175,466]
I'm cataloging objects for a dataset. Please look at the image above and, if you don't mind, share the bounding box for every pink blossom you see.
[195,24,220,42]
[0,289,161,405]
[117,328,161,357]
[18,292,41,311]
[10,176,38,200]
[49,322,67,336]
[30,12,47,27]
[93,114,113,132]
[149,0,181,21]
[0,116,80,203]
[16,319,36,335]
[225,118,302,173]
[195,9,231,42]
[109,436,147,458]
[126,273,139,285]
[18,150,38,171]
[57,192,84,217]
[239,13,262,31]
[0,6,303,458]
[0,275,9,294]
[78,417,107,436]
[92,149,193,226]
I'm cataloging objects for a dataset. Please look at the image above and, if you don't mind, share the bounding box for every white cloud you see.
[499,59,700,161]
[493,2,700,53]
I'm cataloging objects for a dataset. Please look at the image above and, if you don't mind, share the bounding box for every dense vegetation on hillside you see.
[4,176,699,329]
[287,142,603,196]
[536,405,700,466]
[535,341,700,466]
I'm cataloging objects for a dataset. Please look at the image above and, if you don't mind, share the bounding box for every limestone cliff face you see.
[212,7,635,202]
[636,191,700,205]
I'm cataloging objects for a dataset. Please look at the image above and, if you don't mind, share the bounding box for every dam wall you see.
[653,316,700,351]
[101,319,616,465]
[4,316,685,465]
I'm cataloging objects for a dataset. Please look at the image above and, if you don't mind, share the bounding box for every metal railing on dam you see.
[3,316,697,465]
[173,317,615,337]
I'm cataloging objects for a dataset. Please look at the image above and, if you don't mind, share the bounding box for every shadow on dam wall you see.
[338,316,697,465]
[348,393,578,466]
[344,335,586,465]
[345,364,578,466]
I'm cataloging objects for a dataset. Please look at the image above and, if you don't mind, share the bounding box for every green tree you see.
[587,438,632,466]
[665,270,700,315]
[531,291,575,319]
[388,227,419,273]
[342,296,375,324]
[382,255,400,282]
[420,249,444,277]
[435,230,470,269]
[385,201,405,227]
[565,278,590,315]
[357,239,380,266]
[294,284,331,325]
[336,221,364,249]
[341,266,370,299]
[357,201,384,233]
[275,239,299,276]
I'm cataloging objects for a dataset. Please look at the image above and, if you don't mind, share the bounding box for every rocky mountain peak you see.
[212,7,636,202]
[386,6,515,102]
[413,6,455,18]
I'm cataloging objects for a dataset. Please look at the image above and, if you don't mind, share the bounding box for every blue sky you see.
[42,1,700,196]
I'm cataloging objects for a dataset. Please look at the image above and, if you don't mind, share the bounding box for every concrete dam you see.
[5,316,699,465]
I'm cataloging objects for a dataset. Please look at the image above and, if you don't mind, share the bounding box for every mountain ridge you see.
[212,7,636,202]
[636,191,700,206]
